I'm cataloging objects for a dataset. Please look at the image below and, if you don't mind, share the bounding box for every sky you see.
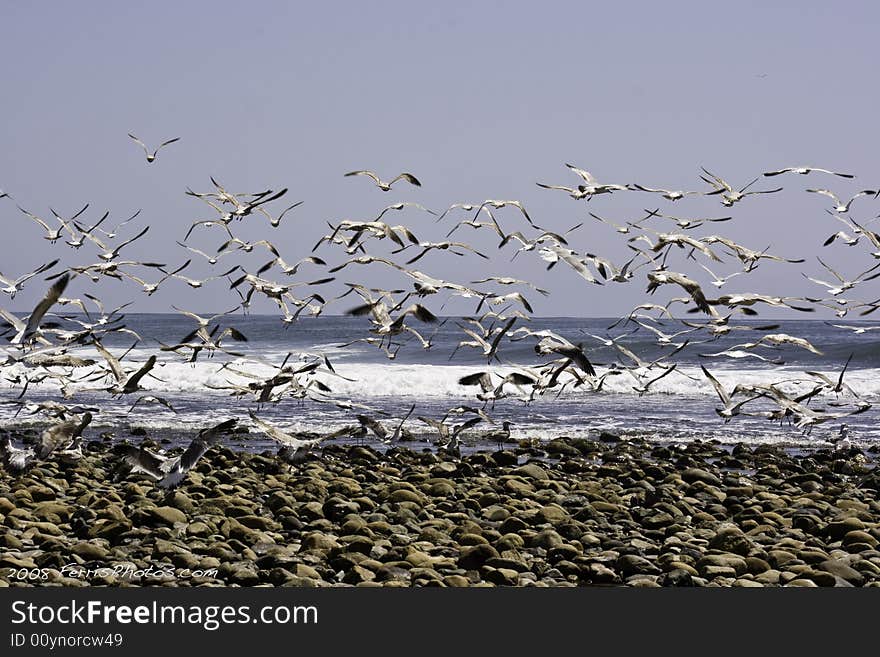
[2,0,879,318]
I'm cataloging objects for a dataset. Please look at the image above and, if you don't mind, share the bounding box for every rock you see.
[458,533,489,547]
[32,502,72,524]
[698,554,748,576]
[680,468,722,487]
[387,489,425,505]
[643,512,675,529]
[491,451,518,466]
[70,542,109,561]
[514,463,550,481]
[342,565,375,584]
[444,575,471,587]
[535,504,568,525]
[825,517,864,539]
[585,562,620,584]
[504,478,535,495]
[745,556,771,574]
[236,515,277,531]
[817,559,865,586]
[484,567,519,586]
[166,491,195,513]
[495,533,525,551]
[302,532,340,552]
[786,578,818,587]
[529,529,565,550]
[843,530,878,549]
[708,525,753,556]
[545,439,581,457]
[28,485,58,502]
[458,544,500,570]
[149,506,187,526]
[767,550,799,569]
[295,564,322,580]
[88,520,132,542]
[658,569,694,587]
[499,516,529,534]
[801,569,837,587]
[186,522,213,537]
[617,554,661,576]
[374,565,411,583]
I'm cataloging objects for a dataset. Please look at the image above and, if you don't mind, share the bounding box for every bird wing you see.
[15,273,69,344]
[345,170,381,184]
[128,133,149,153]
[391,172,422,187]
[700,365,730,405]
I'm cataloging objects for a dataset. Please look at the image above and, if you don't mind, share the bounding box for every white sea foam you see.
[3,352,880,401]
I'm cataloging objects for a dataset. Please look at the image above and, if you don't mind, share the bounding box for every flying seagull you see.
[344,170,422,191]
[128,133,181,163]
[763,166,854,178]
[11,272,70,345]
[117,418,237,488]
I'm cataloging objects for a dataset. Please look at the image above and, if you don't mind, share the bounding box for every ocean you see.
[2,314,878,449]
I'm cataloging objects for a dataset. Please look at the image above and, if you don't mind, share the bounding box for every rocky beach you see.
[2,429,879,588]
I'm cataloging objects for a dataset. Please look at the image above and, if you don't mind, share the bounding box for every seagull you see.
[640,209,733,231]
[847,217,880,259]
[128,133,180,163]
[399,240,489,265]
[0,259,59,299]
[512,328,596,375]
[802,258,880,297]
[763,166,854,178]
[117,418,237,488]
[11,272,70,345]
[38,413,92,459]
[627,364,677,396]
[484,421,513,450]
[418,415,483,454]
[698,263,743,288]
[627,183,701,201]
[257,200,303,228]
[248,411,326,462]
[344,170,421,191]
[457,371,536,402]
[805,353,857,397]
[698,347,784,365]
[0,435,36,472]
[700,365,761,421]
[702,235,805,272]
[646,270,713,315]
[711,292,815,314]
[745,333,823,355]
[175,242,234,266]
[92,339,160,395]
[127,395,177,414]
[700,167,782,206]
[373,202,437,221]
[17,205,84,244]
[96,209,140,240]
[470,276,550,296]
[537,163,627,199]
[258,255,327,277]
[450,316,517,362]
[826,322,880,335]
[66,210,110,249]
[806,188,876,213]
[97,225,150,262]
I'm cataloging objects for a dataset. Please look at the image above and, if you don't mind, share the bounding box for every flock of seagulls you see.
[1,137,878,486]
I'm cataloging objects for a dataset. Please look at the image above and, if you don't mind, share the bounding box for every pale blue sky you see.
[2,1,879,316]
